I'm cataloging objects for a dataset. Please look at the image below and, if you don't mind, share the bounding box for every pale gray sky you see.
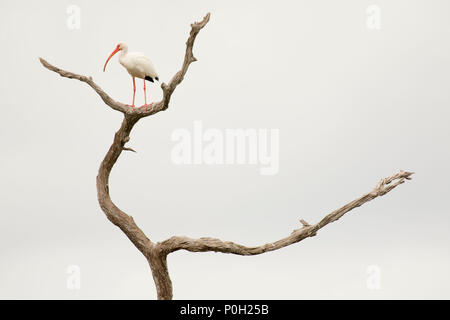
[1,0,449,299]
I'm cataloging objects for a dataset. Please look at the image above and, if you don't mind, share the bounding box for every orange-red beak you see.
[103,46,120,72]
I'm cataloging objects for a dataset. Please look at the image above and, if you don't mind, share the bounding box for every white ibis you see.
[103,42,159,108]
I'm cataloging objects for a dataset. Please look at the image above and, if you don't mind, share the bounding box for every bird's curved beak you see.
[103,46,120,72]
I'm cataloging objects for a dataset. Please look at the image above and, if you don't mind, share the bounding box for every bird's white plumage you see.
[119,52,158,80]
[106,42,158,81]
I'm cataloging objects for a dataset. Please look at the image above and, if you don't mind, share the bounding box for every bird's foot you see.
[138,103,154,112]
[126,104,135,108]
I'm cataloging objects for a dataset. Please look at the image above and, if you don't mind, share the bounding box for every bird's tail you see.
[145,76,160,82]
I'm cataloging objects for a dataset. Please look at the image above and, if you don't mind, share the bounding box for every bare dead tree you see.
[40,13,413,300]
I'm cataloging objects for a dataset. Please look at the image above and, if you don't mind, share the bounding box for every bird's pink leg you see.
[143,79,147,106]
[139,79,153,110]
[131,77,136,107]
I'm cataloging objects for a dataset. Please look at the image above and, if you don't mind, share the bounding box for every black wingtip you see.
[155,77,159,82]
[145,76,154,82]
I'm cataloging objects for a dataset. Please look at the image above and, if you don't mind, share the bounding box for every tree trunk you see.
[148,249,173,300]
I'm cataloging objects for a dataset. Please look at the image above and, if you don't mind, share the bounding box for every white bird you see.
[103,42,159,108]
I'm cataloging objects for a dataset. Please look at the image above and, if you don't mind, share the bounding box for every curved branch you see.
[139,12,211,117]
[158,170,413,255]
[39,57,129,114]
[96,115,153,255]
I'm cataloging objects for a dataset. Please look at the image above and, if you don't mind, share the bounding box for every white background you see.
[0,0,449,299]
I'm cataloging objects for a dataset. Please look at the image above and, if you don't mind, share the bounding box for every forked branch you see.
[40,12,414,300]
